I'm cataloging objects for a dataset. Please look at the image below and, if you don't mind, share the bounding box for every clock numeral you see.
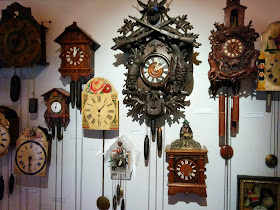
[108,110,114,113]
[104,120,108,124]
[107,103,113,107]
[0,143,5,148]
[107,115,113,120]
[87,103,93,106]
[87,114,92,120]
[91,98,96,103]
[25,146,28,150]
[97,96,101,102]
[38,151,42,154]
[103,98,107,103]
[39,157,43,160]
[1,133,5,136]
[273,78,278,83]
[19,161,24,166]
[18,156,23,159]
[266,69,272,72]
[85,109,91,112]
[30,143,33,148]
[37,162,41,166]
[268,74,273,79]
[91,118,96,124]
[23,165,26,169]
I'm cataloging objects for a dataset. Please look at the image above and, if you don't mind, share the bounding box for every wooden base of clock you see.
[165,145,208,197]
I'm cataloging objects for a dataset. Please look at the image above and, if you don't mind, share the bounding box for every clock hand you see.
[73,47,77,57]
[98,99,108,112]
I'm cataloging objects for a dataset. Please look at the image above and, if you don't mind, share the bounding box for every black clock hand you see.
[98,99,108,112]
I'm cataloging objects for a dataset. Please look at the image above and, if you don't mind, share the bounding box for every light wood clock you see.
[0,2,48,68]
[82,77,119,130]
[42,88,70,140]
[14,127,49,177]
[54,22,100,109]
[0,113,11,158]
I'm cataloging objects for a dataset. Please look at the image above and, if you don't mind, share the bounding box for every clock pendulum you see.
[9,147,14,194]
[28,68,38,113]
[0,159,3,200]
[97,131,110,210]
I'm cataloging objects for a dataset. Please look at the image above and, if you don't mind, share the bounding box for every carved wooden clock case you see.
[54,22,100,109]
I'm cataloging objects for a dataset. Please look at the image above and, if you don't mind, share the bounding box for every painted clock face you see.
[175,158,197,181]
[15,140,47,175]
[51,101,62,113]
[66,46,84,66]
[0,124,10,158]
[83,94,116,129]
[222,38,244,59]
[253,205,267,210]
[265,56,280,86]
[141,54,170,86]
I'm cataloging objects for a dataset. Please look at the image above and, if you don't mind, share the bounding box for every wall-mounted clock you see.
[82,77,119,130]
[54,22,100,109]
[42,88,70,140]
[0,113,11,158]
[0,2,47,68]
[14,127,49,177]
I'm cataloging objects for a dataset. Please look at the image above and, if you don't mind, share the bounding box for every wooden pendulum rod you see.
[219,95,226,138]
[231,95,239,132]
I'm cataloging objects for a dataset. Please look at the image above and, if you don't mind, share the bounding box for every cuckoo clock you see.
[0,2,47,68]
[165,120,208,197]
[208,0,259,157]
[42,88,70,140]
[82,77,119,130]
[54,22,100,109]
[257,21,280,107]
[112,0,200,155]
[0,106,19,145]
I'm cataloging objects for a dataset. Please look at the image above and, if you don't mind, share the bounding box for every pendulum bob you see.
[10,73,20,102]
[265,154,278,168]
[51,125,56,140]
[220,145,233,160]
[157,126,162,152]
[144,135,149,161]
[121,199,125,210]
[113,195,117,210]
[116,184,121,201]
[70,81,76,109]
[29,98,38,113]
[76,80,82,110]
[9,173,14,194]
[0,176,4,200]
[151,119,156,136]
[96,196,110,210]
[266,92,272,111]
[57,124,63,141]
[219,95,225,147]
[231,95,239,132]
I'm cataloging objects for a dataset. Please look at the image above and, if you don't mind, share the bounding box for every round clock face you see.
[175,158,197,181]
[83,94,116,129]
[0,124,10,158]
[66,46,84,66]
[15,140,47,175]
[141,54,170,86]
[51,101,62,113]
[265,56,280,86]
[222,38,244,59]
[0,19,41,67]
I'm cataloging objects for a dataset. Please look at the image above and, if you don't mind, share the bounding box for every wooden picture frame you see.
[237,175,280,210]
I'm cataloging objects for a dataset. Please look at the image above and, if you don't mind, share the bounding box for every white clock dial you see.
[222,38,244,58]
[175,159,197,181]
[66,46,84,66]
[51,102,62,113]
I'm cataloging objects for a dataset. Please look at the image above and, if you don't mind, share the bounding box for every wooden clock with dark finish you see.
[42,88,70,140]
[0,2,47,68]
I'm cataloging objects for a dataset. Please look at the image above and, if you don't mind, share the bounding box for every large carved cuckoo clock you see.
[0,2,47,68]
[208,0,259,159]
[42,88,70,140]
[112,0,200,157]
[54,22,100,109]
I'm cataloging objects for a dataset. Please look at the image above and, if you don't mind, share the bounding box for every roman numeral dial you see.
[265,56,280,86]
[141,54,170,86]
[175,159,197,181]
[0,124,10,158]
[66,46,84,66]
[222,38,244,59]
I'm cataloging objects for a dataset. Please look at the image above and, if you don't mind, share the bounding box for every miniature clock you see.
[0,114,11,158]
[82,77,119,130]
[257,21,280,92]
[42,88,70,140]
[0,2,47,67]
[54,22,100,108]
[14,127,49,176]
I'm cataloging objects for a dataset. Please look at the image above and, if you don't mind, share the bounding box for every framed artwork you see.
[237,175,280,210]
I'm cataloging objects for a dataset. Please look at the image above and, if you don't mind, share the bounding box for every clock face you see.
[141,54,170,86]
[265,56,280,86]
[66,46,84,66]
[0,19,41,67]
[0,124,10,158]
[15,140,47,175]
[83,94,117,130]
[253,205,267,210]
[51,101,62,113]
[175,158,197,181]
[222,38,244,59]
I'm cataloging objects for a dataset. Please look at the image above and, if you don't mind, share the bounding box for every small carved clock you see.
[82,77,119,130]
[42,88,70,140]
[0,2,47,68]
[165,120,208,197]
[54,22,100,109]
[14,127,49,177]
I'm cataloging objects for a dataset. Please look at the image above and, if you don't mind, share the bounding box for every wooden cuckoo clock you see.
[42,88,70,140]
[82,77,119,130]
[208,0,259,157]
[112,0,200,155]
[165,120,208,197]
[54,22,100,109]
[0,2,47,68]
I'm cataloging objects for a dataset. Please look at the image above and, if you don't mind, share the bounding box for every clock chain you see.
[61,131,64,210]
[79,130,84,210]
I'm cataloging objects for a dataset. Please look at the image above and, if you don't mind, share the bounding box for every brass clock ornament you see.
[0,2,48,68]
[112,0,200,130]
[82,77,119,131]
[165,120,208,197]
[42,88,70,140]
[54,22,100,109]
[14,127,49,177]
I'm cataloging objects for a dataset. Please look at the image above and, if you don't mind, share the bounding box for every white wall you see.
[0,0,279,209]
